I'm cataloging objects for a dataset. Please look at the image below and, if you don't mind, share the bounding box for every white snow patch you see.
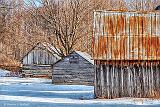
[0,77,159,106]
[17,90,93,94]
[0,83,11,85]
[0,77,52,83]
[75,51,94,65]
[38,90,93,94]
[0,95,160,105]
[0,69,10,77]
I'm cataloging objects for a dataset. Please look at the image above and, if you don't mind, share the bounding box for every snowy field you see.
[0,77,160,107]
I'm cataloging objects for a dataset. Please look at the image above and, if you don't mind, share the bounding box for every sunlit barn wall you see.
[22,42,60,78]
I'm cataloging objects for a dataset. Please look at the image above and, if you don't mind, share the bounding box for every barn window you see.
[69,55,79,63]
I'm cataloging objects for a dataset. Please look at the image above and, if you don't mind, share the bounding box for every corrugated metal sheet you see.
[93,11,160,60]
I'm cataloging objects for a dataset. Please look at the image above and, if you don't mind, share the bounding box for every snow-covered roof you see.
[75,51,94,65]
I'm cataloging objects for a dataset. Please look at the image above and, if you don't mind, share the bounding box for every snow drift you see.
[0,69,10,77]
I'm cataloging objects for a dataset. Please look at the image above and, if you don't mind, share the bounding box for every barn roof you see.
[54,51,94,65]
[74,51,94,65]
[21,42,61,60]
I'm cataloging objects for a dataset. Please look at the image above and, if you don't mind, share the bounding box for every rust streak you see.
[93,11,160,61]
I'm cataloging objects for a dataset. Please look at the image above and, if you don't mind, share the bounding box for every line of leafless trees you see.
[0,0,160,64]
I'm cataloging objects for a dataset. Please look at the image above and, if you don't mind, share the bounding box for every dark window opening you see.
[69,55,79,63]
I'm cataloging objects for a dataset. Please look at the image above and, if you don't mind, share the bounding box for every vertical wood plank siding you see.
[23,48,58,65]
[95,61,160,98]
[93,11,160,99]
[22,43,60,77]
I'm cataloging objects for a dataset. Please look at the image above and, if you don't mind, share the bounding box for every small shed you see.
[52,51,94,85]
[21,42,61,78]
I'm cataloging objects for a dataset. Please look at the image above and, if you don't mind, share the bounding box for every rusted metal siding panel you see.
[93,11,160,60]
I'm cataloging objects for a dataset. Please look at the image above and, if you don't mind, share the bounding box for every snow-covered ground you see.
[0,69,10,77]
[0,77,160,107]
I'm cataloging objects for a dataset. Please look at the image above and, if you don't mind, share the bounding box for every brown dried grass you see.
[0,53,21,71]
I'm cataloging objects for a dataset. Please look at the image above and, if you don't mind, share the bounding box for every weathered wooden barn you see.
[93,11,160,99]
[52,51,94,85]
[21,42,61,78]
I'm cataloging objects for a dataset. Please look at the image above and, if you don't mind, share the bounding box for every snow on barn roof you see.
[75,51,94,65]
[21,42,61,60]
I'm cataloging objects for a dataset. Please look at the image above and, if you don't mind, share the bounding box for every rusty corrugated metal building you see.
[93,10,160,99]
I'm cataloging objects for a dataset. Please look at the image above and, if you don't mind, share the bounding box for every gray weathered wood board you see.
[95,61,160,99]
[52,51,94,86]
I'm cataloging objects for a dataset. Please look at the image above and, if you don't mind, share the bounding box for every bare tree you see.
[126,0,160,11]
[27,0,93,58]
[0,0,12,42]
[0,0,128,61]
